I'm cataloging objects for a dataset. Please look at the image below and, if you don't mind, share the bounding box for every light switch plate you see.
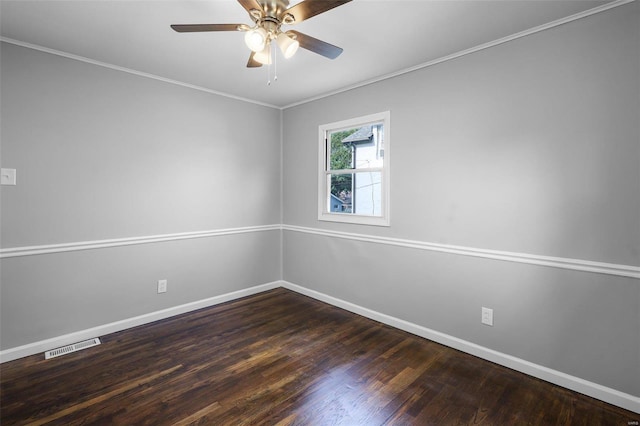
[1,168,16,185]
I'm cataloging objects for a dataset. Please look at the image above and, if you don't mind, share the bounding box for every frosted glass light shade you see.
[276,32,299,59]
[253,43,272,65]
[244,27,267,52]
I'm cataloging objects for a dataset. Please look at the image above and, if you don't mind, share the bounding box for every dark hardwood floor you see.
[1,288,637,425]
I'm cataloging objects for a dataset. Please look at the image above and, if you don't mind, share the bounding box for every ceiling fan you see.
[171,0,352,68]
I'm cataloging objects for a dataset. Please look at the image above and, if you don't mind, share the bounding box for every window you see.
[318,111,390,226]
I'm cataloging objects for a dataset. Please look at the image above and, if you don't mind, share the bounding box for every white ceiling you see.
[0,0,616,108]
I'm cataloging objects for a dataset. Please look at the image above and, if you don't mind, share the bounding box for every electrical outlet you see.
[157,279,167,294]
[481,307,493,326]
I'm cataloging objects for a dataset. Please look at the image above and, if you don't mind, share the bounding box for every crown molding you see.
[281,0,636,109]
[1,0,633,110]
[0,37,280,110]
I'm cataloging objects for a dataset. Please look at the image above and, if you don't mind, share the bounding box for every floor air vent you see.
[45,338,101,359]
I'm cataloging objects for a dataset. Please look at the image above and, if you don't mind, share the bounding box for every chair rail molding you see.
[282,225,640,280]
[0,225,281,258]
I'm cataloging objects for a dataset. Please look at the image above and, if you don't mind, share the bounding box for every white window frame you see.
[318,111,390,226]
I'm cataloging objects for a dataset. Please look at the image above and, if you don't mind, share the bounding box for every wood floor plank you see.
[25,365,183,426]
[1,288,637,425]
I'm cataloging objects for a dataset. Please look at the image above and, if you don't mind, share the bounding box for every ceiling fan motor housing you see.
[257,0,292,21]
[251,0,295,36]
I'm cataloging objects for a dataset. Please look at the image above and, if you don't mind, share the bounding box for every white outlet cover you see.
[1,168,16,185]
[157,279,167,294]
[482,307,494,326]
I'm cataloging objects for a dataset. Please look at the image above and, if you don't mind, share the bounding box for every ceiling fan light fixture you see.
[171,0,352,71]
[244,27,268,52]
[277,32,299,59]
[253,42,272,65]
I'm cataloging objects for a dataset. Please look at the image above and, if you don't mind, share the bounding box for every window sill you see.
[318,212,390,227]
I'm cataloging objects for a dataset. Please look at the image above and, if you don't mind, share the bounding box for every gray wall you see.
[282,2,639,396]
[0,43,282,349]
[1,0,638,403]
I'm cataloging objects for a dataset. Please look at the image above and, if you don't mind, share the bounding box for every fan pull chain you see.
[265,41,278,86]
[267,60,271,85]
[273,41,278,82]
[267,41,272,85]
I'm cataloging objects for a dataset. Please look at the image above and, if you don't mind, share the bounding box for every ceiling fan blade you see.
[171,24,242,33]
[284,0,352,24]
[288,30,343,59]
[247,52,263,68]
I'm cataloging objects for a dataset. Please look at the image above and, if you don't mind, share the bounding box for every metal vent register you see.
[44,338,101,359]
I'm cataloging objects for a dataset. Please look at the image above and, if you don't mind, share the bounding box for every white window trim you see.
[318,111,390,226]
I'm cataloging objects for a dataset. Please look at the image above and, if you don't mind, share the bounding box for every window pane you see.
[352,171,382,216]
[328,122,384,171]
[328,173,353,213]
[328,130,354,171]
[327,171,382,216]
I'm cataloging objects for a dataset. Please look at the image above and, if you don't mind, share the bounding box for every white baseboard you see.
[0,281,281,364]
[2,280,637,413]
[280,281,640,414]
